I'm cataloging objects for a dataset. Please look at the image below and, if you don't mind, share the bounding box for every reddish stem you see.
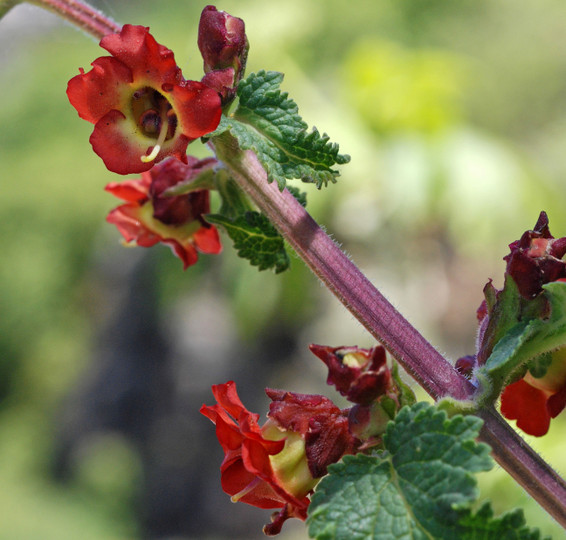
[212,133,566,528]
[212,134,473,401]
[29,0,120,40]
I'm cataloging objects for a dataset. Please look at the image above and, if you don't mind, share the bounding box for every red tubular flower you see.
[105,157,221,269]
[200,381,356,535]
[67,24,221,174]
[501,348,566,436]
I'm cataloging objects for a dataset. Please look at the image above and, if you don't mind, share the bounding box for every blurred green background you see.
[1,0,566,538]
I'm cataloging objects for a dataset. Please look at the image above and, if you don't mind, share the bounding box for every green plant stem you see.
[28,0,120,40]
[212,133,566,528]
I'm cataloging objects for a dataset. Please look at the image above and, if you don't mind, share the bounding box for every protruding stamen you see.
[141,101,170,163]
[230,477,262,503]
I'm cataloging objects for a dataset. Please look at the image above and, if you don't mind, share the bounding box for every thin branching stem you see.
[29,0,120,40]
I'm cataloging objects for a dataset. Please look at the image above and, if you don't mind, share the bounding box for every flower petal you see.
[193,225,222,255]
[67,56,132,124]
[106,203,160,247]
[104,175,151,203]
[100,24,181,86]
[169,80,222,139]
[500,379,551,437]
[90,109,190,175]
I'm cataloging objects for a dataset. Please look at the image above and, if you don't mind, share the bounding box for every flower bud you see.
[198,6,248,106]
[504,211,566,299]
[198,6,248,73]
[309,344,391,405]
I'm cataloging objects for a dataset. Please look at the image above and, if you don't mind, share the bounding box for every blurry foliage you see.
[1,0,566,537]
[343,38,466,135]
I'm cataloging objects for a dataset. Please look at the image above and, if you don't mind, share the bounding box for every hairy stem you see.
[29,0,120,40]
[213,133,473,401]
[479,407,566,528]
[212,133,566,527]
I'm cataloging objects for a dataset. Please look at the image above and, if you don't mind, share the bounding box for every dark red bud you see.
[309,344,391,405]
[504,212,566,299]
[455,355,477,379]
[198,6,248,73]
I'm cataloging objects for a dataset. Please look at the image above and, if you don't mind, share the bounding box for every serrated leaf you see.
[476,280,566,404]
[212,70,350,190]
[307,403,543,540]
[206,211,290,273]
[456,503,547,540]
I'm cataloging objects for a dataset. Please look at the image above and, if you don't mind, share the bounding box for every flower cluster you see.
[310,344,415,443]
[201,343,415,534]
[67,24,222,174]
[457,212,566,436]
[105,157,221,269]
[498,213,566,435]
[200,381,356,535]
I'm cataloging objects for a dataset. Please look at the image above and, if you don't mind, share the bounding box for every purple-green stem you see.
[20,0,566,529]
[14,0,122,39]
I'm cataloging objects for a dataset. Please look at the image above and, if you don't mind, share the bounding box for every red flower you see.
[469,212,566,436]
[500,348,566,436]
[105,157,221,269]
[200,381,356,535]
[309,344,391,405]
[504,211,566,299]
[67,24,221,174]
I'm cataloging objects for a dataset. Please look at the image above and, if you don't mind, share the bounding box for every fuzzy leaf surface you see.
[477,280,566,403]
[206,211,289,273]
[307,403,543,540]
[212,70,350,189]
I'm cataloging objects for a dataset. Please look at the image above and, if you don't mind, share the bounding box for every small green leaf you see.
[161,168,216,197]
[476,280,566,405]
[308,403,543,540]
[206,211,290,273]
[527,352,553,379]
[212,70,350,190]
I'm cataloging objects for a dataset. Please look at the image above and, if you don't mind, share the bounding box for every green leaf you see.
[476,280,566,405]
[307,403,544,540]
[206,211,290,273]
[212,70,350,190]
